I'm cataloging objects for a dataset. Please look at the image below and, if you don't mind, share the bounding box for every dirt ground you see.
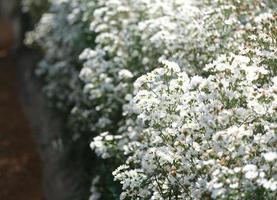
[0,55,43,200]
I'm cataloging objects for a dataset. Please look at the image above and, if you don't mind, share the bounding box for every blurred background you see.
[0,1,70,200]
[0,0,48,55]
[1,1,101,199]
[0,0,43,200]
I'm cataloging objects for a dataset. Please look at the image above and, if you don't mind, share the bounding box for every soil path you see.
[0,55,43,200]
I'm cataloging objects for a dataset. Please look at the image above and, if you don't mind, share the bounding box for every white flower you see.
[119,69,134,79]
[245,171,258,179]
[79,67,93,81]
[79,48,96,60]
[243,164,257,172]
[160,59,180,72]
[263,152,277,162]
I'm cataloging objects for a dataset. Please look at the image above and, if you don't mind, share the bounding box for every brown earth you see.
[0,55,43,200]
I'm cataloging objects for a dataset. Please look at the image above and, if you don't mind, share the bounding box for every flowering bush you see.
[91,6,277,200]
[80,0,272,134]
[27,0,276,199]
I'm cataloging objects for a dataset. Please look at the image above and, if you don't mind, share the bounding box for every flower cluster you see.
[81,0,275,142]
[112,52,276,199]
[26,0,95,111]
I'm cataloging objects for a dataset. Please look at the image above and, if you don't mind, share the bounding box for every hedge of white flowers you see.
[27,0,276,199]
